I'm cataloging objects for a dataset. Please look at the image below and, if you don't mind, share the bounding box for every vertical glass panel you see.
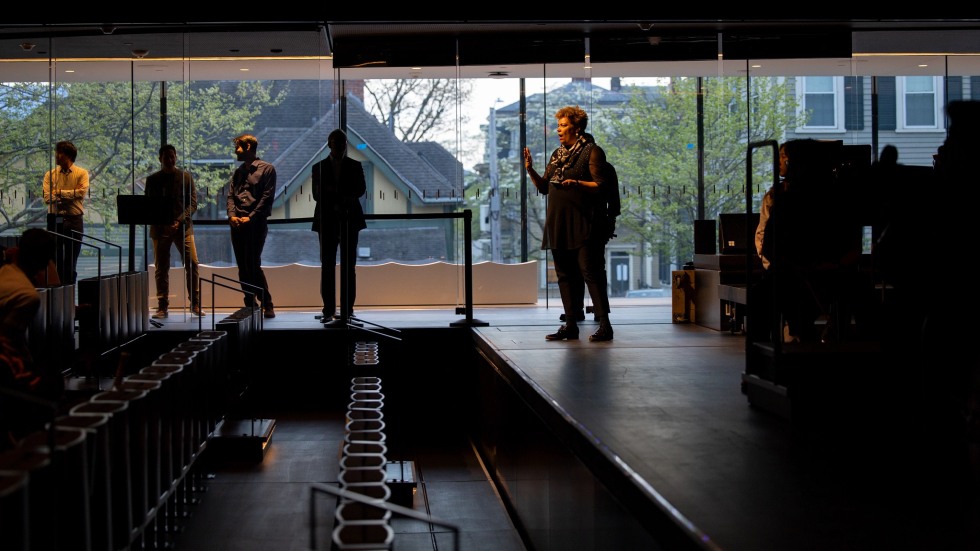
[49,57,139,282]
[2,25,973,313]
[178,33,330,299]
[334,65,471,307]
[0,70,52,236]
[466,75,525,264]
[853,54,947,165]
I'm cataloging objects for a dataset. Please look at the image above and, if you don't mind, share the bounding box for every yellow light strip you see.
[0,55,332,63]
[853,52,980,57]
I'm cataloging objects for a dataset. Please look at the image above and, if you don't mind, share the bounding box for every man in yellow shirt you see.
[42,140,89,283]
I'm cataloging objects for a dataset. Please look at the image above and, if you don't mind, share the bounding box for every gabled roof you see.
[264,93,463,208]
[404,141,465,190]
[344,96,462,204]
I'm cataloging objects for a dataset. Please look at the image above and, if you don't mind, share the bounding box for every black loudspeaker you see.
[694,219,716,255]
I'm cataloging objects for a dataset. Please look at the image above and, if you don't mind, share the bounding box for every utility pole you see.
[488,103,502,262]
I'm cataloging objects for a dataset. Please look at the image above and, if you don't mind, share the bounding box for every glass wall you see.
[1,25,977,310]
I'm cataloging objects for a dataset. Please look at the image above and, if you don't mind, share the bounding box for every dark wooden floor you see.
[142,303,980,551]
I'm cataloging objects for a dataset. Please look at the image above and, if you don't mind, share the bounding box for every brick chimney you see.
[344,79,365,101]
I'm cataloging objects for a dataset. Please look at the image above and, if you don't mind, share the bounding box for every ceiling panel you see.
[1,20,980,82]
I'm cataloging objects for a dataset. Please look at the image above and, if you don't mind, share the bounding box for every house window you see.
[797,76,844,132]
[896,76,944,131]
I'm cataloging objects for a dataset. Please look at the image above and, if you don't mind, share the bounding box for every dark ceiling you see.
[327,23,858,68]
[2,19,980,67]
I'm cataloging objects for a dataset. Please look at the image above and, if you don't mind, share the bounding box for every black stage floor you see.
[145,302,980,551]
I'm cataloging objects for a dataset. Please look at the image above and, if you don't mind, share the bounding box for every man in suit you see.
[312,128,367,327]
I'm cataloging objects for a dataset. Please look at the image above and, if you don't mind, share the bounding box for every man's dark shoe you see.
[263,304,276,319]
[323,318,347,328]
[559,310,586,322]
[589,323,614,342]
[545,324,579,341]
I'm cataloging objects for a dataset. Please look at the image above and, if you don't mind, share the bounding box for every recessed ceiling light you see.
[240,68,249,72]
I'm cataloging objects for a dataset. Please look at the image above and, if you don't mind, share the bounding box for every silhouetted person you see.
[897,100,980,518]
[754,139,862,343]
[0,229,63,449]
[227,134,276,318]
[877,144,899,167]
[562,136,620,323]
[867,143,902,249]
[674,271,694,322]
[146,144,202,319]
[311,129,366,327]
[755,142,790,272]
[749,141,798,343]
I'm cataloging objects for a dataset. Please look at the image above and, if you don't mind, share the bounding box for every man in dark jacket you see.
[311,128,367,326]
[227,133,277,318]
[146,144,201,318]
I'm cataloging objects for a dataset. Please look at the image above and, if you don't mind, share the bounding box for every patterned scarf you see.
[549,134,588,182]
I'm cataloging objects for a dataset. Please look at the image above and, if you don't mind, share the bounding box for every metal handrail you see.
[192,209,488,328]
[71,229,123,277]
[308,482,459,551]
[43,229,103,281]
[205,275,265,331]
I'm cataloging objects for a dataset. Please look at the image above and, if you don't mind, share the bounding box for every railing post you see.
[451,209,488,327]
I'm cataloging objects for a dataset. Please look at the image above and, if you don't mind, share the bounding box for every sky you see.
[452,78,541,171]
[451,77,662,171]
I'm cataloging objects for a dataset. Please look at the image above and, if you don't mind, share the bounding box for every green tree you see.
[0,80,283,235]
[466,76,797,276]
[606,76,798,274]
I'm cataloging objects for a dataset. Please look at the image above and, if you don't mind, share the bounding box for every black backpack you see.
[601,161,621,239]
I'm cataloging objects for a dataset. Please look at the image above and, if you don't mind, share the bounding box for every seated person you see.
[0,228,64,449]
